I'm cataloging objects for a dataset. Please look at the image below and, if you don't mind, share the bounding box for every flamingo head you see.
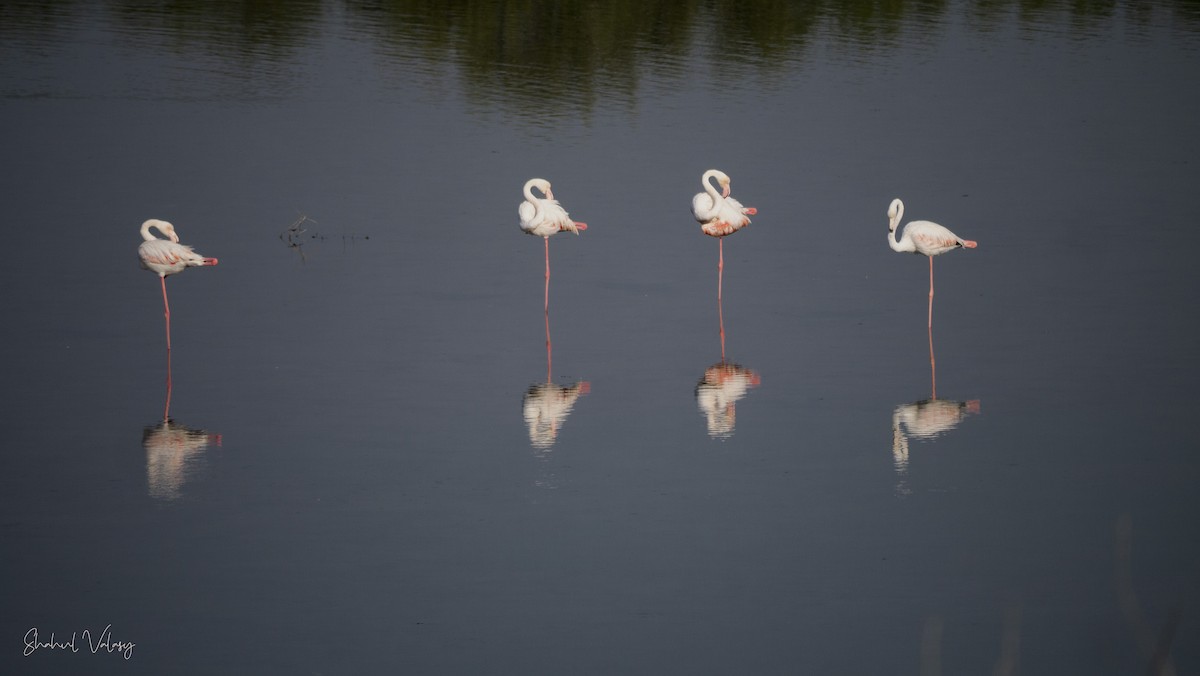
[713,170,732,198]
[702,169,733,198]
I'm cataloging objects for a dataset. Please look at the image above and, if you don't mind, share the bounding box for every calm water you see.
[3,1,1200,674]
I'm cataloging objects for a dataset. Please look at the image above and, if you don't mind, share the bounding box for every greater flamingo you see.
[519,178,587,313]
[886,198,976,328]
[138,219,218,353]
[692,169,757,301]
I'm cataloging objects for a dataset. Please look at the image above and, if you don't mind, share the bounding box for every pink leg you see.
[718,238,724,303]
[927,256,934,329]
[160,276,173,413]
[545,305,552,383]
[163,354,173,421]
[161,276,172,352]
[928,323,937,400]
[544,238,551,313]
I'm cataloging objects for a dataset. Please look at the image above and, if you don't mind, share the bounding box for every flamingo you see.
[522,279,590,453]
[692,169,757,301]
[519,178,587,312]
[887,198,976,328]
[138,219,218,353]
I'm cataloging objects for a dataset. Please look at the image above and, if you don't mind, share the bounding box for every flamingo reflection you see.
[144,374,222,501]
[696,362,761,439]
[892,330,979,494]
[523,381,591,452]
[695,295,760,439]
[522,290,589,453]
[143,419,222,501]
[891,398,980,496]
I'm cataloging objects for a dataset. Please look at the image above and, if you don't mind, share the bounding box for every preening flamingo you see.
[138,219,218,353]
[519,178,587,312]
[692,169,757,301]
[886,199,976,328]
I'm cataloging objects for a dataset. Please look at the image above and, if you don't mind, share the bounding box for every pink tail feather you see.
[961,240,977,248]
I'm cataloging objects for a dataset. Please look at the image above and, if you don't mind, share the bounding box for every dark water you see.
[3,1,1199,674]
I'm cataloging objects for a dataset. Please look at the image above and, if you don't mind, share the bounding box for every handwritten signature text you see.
[23,625,135,660]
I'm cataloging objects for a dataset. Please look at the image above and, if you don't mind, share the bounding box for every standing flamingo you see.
[692,169,757,301]
[138,219,218,353]
[519,178,587,313]
[886,198,976,328]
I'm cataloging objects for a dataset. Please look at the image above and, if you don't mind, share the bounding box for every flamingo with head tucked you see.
[692,169,757,301]
[886,199,976,328]
[138,219,218,353]
[519,178,587,312]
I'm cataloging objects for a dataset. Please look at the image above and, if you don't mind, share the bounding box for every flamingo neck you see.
[524,180,546,224]
[140,220,158,242]
[887,202,914,253]
[703,171,724,207]
[888,227,915,253]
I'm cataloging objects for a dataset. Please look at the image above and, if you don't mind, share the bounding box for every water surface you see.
[2,1,1199,674]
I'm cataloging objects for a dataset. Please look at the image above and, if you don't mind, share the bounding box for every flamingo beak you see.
[721,184,731,198]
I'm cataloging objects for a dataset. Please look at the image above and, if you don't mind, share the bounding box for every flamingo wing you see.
[907,221,966,256]
[139,239,216,275]
[522,198,580,237]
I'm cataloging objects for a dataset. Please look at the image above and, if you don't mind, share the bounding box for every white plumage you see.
[519,178,586,238]
[137,219,217,352]
[138,219,218,276]
[886,199,976,328]
[691,169,756,237]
